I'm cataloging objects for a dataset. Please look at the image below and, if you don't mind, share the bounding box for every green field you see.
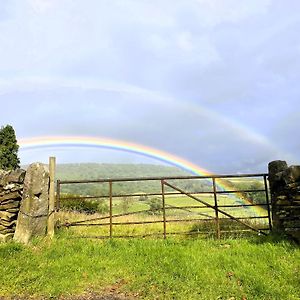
[0,234,299,299]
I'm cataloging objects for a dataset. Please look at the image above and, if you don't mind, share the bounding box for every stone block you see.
[282,166,300,184]
[0,171,10,187]
[283,219,300,228]
[0,233,14,242]
[0,191,21,203]
[6,208,20,213]
[14,163,49,244]
[0,201,20,210]
[0,211,16,221]
[0,224,6,230]
[284,228,300,242]
[276,196,290,206]
[0,227,15,234]
[0,220,16,227]
[7,169,26,183]
[268,161,288,192]
[268,160,288,175]
[277,195,288,200]
[14,213,48,244]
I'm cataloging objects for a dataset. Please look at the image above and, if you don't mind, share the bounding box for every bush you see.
[60,194,108,214]
[232,180,266,205]
[120,196,134,214]
[147,197,162,215]
[245,181,266,205]
[138,194,148,201]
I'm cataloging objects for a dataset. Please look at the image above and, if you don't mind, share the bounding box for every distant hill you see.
[52,163,210,196]
[56,163,191,181]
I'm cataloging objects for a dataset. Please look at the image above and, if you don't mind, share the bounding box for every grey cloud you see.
[0,84,286,172]
[0,0,299,173]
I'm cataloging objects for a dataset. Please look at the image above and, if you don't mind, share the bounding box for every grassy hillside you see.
[56,163,191,180]
[55,163,212,196]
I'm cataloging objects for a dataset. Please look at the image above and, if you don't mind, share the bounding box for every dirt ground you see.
[0,292,137,300]
[0,280,139,300]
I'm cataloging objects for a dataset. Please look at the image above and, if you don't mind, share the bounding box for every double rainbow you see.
[18,136,267,217]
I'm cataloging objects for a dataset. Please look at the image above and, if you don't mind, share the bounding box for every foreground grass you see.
[0,233,299,299]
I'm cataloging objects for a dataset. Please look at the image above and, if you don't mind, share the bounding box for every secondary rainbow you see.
[18,136,267,217]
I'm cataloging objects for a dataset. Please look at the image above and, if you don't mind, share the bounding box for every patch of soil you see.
[59,292,135,300]
[0,292,137,300]
[0,280,139,300]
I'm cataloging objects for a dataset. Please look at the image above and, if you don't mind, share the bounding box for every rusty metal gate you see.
[56,173,272,239]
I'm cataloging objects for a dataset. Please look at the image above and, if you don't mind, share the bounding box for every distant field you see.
[58,191,270,240]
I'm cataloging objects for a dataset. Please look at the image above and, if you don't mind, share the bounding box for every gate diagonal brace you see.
[162,180,267,236]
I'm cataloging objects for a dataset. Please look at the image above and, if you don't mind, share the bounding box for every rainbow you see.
[18,136,267,217]
[19,136,209,175]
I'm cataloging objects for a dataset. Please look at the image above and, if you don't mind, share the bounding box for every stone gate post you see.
[14,163,50,244]
[268,160,300,242]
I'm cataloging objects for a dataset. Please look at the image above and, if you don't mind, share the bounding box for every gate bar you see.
[56,180,61,211]
[58,189,267,200]
[47,157,56,237]
[60,216,269,228]
[161,180,167,239]
[109,181,113,238]
[212,178,221,239]
[59,173,268,184]
[263,175,272,231]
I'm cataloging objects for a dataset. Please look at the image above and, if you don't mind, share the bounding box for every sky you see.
[0,0,299,174]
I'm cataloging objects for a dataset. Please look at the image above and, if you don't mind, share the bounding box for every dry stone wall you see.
[0,169,26,242]
[268,160,300,242]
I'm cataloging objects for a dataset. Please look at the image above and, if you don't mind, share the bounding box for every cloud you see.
[0,0,270,76]
[0,0,299,173]
[28,0,58,14]
[0,75,288,172]
[193,0,272,27]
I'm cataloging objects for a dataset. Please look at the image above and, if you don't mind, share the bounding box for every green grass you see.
[0,233,299,299]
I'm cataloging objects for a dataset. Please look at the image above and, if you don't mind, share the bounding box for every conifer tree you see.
[0,125,20,170]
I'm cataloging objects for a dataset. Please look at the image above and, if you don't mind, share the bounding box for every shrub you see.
[120,196,134,214]
[147,197,162,215]
[60,194,108,214]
